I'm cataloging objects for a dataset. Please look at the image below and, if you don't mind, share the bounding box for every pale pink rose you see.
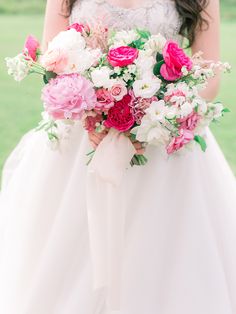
[41,73,97,120]
[95,88,115,112]
[107,46,139,67]
[160,41,193,81]
[177,111,201,131]
[24,35,40,61]
[41,49,68,74]
[110,82,127,101]
[166,129,194,154]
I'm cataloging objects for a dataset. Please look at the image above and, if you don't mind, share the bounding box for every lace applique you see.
[70,0,183,44]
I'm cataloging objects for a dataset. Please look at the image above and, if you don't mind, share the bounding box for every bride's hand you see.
[88,130,146,155]
[88,130,108,149]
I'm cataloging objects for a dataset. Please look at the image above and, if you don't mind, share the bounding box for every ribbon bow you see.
[86,128,136,313]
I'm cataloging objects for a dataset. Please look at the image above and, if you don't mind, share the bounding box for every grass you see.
[0,15,236,175]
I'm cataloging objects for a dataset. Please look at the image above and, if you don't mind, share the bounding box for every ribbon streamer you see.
[86,128,136,313]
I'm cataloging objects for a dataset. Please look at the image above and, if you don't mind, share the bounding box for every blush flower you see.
[166,129,194,154]
[40,48,68,74]
[107,46,139,67]
[41,73,97,120]
[109,81,127,101]
[104,94,135,131]
[160,41,193,81]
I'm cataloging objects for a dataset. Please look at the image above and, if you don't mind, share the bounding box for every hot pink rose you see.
[110,82,127,101]
[24,35,40,61]
[95,88,115,112]
[166,129,194,154]
[177,111,201,131]
[41,49,68,74]
[107,46,139,67]
[160,41,193,81]
[104,94,135,132]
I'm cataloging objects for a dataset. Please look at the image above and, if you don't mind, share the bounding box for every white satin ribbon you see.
[86,128,136,313]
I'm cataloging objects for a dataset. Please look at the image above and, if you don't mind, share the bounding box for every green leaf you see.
[153,60,165,76]
[222,108,230,113]
[136,29,151,39]
[43,71,57,84]
[194,135,207,152]
[156,52,163,63]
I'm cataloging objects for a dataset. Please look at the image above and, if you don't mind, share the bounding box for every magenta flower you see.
[41,73,97,120]
[24,35,40,61]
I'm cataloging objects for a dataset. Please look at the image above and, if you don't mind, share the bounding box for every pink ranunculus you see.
[24,35,40,61]
[41,73,97,120]
[104,94,135,132]
[41,49,68,74]
[166,129,194,154]
[110,82,127,101]
[177,111,201,131]
[160,41,193,81]
[95,88,115,112]
[107,46,139,67]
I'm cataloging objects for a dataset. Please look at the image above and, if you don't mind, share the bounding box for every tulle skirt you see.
[0,122,236,314]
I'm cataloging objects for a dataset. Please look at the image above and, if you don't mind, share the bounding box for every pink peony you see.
[160,41,193,81]
[107,46,139,67]
[95,88,115,112]
[41,73,97,120]
[24,35,40,61]
[166,129,194,154]
[110,82,127,101]
[177,111,201,131]
[41,48,68,74]
[104,94,135,131]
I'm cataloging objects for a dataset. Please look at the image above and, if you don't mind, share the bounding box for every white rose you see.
[48,29,86,51]
[133,76,161,98]
[91,66,113,88]
[5,54,29,81]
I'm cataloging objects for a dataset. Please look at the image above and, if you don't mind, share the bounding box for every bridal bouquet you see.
[6,23,230,165]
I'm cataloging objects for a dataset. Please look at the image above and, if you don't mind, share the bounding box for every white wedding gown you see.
[0,0,236,313]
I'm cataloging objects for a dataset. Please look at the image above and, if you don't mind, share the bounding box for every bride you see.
[0,0,236,313]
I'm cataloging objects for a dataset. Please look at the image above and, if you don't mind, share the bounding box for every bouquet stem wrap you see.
[86,128,136,313]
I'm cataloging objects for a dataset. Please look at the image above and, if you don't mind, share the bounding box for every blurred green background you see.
[0,0,236,175]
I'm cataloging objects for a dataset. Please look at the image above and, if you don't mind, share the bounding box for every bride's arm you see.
[42,0,69,52]
[191,0,220,101]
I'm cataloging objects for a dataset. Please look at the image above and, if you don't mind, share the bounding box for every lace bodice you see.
[70,0,183,43]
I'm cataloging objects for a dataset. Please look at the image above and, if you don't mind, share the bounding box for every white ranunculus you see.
[144,33,167,54]
[48,29,86,51]
[5,54,29,81]
[133,77,161,98]
[132,115,170,146]
[111,30,139,47]
[91,66,113,88]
